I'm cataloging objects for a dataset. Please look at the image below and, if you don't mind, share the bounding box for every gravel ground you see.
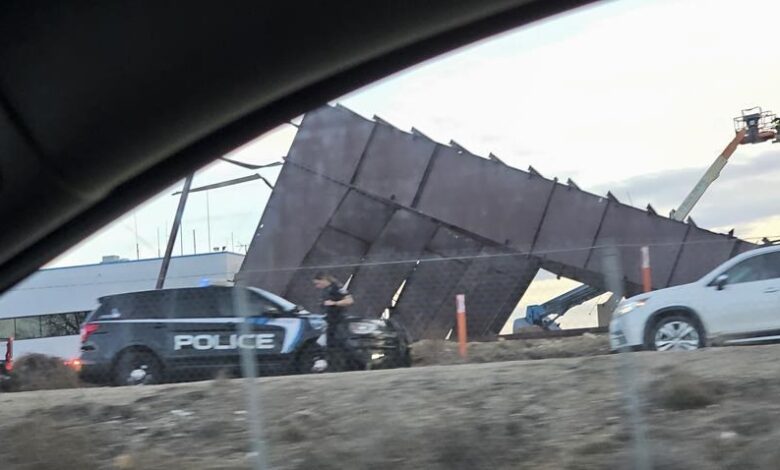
[3,341,780,469]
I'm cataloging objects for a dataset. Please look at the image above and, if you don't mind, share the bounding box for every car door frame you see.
[165,287,241,374]
[235,290,288,359]
[698,251,780,338]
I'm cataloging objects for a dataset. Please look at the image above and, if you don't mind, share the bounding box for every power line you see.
[12,233,780,291]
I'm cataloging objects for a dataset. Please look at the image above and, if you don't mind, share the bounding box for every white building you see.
[0,252,244,359]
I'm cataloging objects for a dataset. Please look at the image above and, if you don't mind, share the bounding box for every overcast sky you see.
[44,0,780,327]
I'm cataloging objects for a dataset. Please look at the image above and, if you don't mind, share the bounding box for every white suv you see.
[610,245,780,352]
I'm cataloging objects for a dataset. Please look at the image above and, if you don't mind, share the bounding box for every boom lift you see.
[671,107,777,221]
[514,108,778,332]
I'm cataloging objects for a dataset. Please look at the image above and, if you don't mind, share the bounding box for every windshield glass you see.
[4,1,780,469]
[249,287,298,312]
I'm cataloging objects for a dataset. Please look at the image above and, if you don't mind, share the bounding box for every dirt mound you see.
[412,333,610,366]
[648,368,724,410]
[1,353,81,392]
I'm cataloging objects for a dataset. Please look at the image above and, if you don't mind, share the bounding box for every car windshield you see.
[4,1,780,469]
[250,288,298,313]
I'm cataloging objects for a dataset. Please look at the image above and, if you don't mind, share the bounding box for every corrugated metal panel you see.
[421,250,539,339]
[353,124,437,206]
[486,262,540,334]
[452,274,516,338]
[347,210,439,317]
[586,204,688,288]
[426,226,482,258]
[237,164,347,294]
[393,254,469,340]
[733,239,758,256]
[477,250,540,335]
[285,106,374,183]
[348,264,411,318]
[532,184,610,269]
[395,227,488,339]
[328,190,395,242]
[668,228,738,285]
[415,147,554,251]
[283,227,368,312]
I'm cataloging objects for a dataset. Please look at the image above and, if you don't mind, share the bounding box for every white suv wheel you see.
[652,317,701,351]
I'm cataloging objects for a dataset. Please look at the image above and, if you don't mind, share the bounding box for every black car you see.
[79,285,411,385]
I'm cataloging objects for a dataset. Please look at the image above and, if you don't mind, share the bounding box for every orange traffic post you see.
[641,246,652,293]
[456,294,468,359]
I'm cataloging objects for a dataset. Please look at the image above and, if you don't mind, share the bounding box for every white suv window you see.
[721,252,780,284]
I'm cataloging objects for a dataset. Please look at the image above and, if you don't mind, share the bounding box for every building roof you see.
[0,252,245,318]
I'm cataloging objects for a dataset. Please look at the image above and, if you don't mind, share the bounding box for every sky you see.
[43,0,780,329]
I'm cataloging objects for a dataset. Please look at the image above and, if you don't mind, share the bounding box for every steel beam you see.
[352,123,437,206]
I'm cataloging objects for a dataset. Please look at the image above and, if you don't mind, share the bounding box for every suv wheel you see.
[649,315,703,351]
[393,347,412,368]
[114,350,163,385]
[296,343,327,374]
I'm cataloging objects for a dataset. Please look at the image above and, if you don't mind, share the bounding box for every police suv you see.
[79,286,410,385]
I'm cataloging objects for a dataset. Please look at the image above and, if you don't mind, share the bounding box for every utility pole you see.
[156,175,193,289]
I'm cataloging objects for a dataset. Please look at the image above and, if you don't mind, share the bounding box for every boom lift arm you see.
[671,107,777,221]
[669,128,746,221]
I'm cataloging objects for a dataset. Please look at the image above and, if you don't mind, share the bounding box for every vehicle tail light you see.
[4,337,12,372]
[64,358,83,372]
[80,323,100,343]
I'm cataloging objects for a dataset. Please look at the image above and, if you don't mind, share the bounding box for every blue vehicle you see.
[514,285,603,332]
[79,286,410,385]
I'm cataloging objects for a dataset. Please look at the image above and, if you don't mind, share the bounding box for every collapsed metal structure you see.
[237,105,754,339]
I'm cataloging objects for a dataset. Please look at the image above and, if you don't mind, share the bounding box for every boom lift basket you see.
[734,107,777,144]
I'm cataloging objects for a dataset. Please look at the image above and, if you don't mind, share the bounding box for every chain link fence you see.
[1,246,779,469]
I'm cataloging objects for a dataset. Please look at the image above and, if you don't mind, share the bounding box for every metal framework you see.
[237,105,754,339]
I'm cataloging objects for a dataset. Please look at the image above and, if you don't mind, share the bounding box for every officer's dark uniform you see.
[321,282,350,370]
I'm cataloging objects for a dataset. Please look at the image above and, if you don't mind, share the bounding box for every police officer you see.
[312,273,354,371]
